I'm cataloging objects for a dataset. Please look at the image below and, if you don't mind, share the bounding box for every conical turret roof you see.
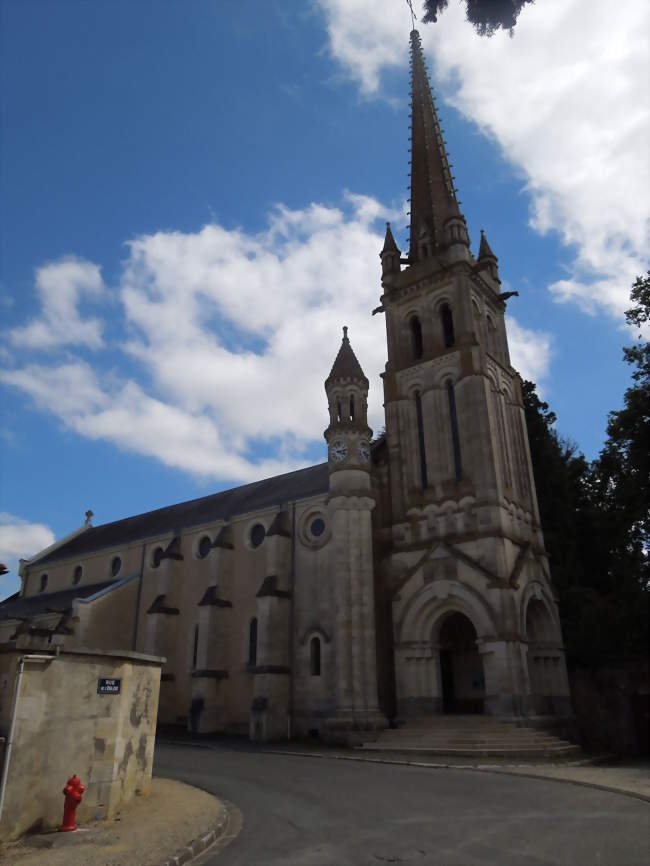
[478,229,498,261]
[408,29,462,261]
[326,327,368,386]
[382,221,400,254]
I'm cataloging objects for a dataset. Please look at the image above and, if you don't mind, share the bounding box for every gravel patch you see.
[0,778,224,866]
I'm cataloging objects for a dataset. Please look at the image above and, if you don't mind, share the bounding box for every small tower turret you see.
[324,327,372,492]
[380,222,401,284]
[322,327,384,742]
[477,229,500,285]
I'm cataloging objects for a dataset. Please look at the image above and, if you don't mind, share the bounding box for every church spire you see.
[408,30,467,262]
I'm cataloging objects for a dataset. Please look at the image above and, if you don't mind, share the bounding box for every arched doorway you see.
[525,598,556,714]
[438,612,485,714]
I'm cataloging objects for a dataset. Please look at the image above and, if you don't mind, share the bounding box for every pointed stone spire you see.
[382,221,400,254]
[478,229,500,283]
[380,221,401,280]
[408,30,467,262]
[478,229,497,262]
[326,326,368,386]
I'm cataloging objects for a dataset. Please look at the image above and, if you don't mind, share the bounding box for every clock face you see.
[358,440,370,463]
[330,439,348,463]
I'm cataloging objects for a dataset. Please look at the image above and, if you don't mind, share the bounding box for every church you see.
[0,31,572,743]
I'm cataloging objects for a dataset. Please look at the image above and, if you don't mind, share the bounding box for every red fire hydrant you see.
[60,774,85,832]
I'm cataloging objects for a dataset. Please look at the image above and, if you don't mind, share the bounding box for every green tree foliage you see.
[523,274,650,665]
[423,0,536,36]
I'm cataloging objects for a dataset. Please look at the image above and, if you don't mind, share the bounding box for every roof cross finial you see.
[405,0,417,30]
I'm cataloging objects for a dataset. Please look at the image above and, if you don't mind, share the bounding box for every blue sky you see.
[1,0,648,597]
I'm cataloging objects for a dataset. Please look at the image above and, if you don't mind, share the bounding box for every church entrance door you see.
[438,612,485,714]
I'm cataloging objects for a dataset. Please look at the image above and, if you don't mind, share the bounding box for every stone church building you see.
[0,32,571,742]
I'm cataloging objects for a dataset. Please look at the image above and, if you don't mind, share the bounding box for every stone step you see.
[359,741,580,758]
[376,737,570,746]
[360,715,580,760]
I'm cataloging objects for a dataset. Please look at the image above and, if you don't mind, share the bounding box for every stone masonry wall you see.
[0,647,162,841]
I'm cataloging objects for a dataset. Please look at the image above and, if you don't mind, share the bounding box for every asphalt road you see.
[154,742,650,866]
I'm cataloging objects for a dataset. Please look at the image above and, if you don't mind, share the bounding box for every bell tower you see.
[379,29,536,530]
[323,327,384,741]
[375,31,571,723]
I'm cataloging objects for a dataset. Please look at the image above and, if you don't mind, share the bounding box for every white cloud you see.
[506,316,552,385]
[1,197,550,484]
[8,257,106,350]
[316,0,650,320]
[0,513,56,594]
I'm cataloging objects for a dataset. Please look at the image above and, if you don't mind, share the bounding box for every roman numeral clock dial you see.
[330,440,348,463]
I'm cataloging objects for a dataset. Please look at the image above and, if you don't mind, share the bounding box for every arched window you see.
[471,300,481,339]
[192,624,199,669]
[447,381,462,481]
[410,316,423,360]
[486,316,497,357]
[310,636,321,676]
[349,394,355,421]
[440,304,455,348]
[337,399,342,422]
[39,573,48,593]
[248,618,258,667]
[72,565,82,585]
[414,390,428,489]
[197,535,211,559]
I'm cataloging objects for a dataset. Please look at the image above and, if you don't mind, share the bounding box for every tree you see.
[423,0,536,36]
[523,275,650,665]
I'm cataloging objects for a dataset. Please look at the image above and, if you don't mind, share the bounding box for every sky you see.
[1,0,648,597]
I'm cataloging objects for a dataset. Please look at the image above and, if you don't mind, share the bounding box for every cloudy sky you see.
[1,0,648,596]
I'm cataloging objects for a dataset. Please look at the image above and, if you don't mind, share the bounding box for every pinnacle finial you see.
[85,509,94,526]
[342,325,348,340]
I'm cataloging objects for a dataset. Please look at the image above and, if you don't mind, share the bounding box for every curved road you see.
[155,742,649,866]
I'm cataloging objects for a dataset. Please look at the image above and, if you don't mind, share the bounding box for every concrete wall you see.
[0,647,162,841]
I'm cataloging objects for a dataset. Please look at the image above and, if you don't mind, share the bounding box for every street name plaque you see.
[97,677,121,695]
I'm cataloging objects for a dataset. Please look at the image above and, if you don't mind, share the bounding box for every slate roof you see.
[33,462,329,567]
[0,580,118,621]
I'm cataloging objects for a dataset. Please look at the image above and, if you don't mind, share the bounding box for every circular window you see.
[151,547,163,569]
[310,517,326,538]
[111,556,122,577]
[73,565,83,585]
[197,536,211,559]
[250,523,266,549]
[40,573,48,592]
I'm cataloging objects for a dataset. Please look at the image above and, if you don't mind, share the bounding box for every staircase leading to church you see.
[358,715,581,760]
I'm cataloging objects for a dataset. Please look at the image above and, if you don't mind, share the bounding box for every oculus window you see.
[250,523,266,549]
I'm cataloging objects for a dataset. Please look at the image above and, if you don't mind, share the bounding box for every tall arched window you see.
[486,316,497,357]
[349,394,355,421]
[440,304,455,348]
[447,381,462,481]
[471,300,481,340]
[310,636,321,676]
[192,624,199,669]
[248,618,258,667]
[410,316,423,360]
[414,390,428,489]
[336,399,342,422]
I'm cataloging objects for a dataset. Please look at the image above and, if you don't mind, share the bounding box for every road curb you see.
[159,738,650,806]
[160,798,240,866]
